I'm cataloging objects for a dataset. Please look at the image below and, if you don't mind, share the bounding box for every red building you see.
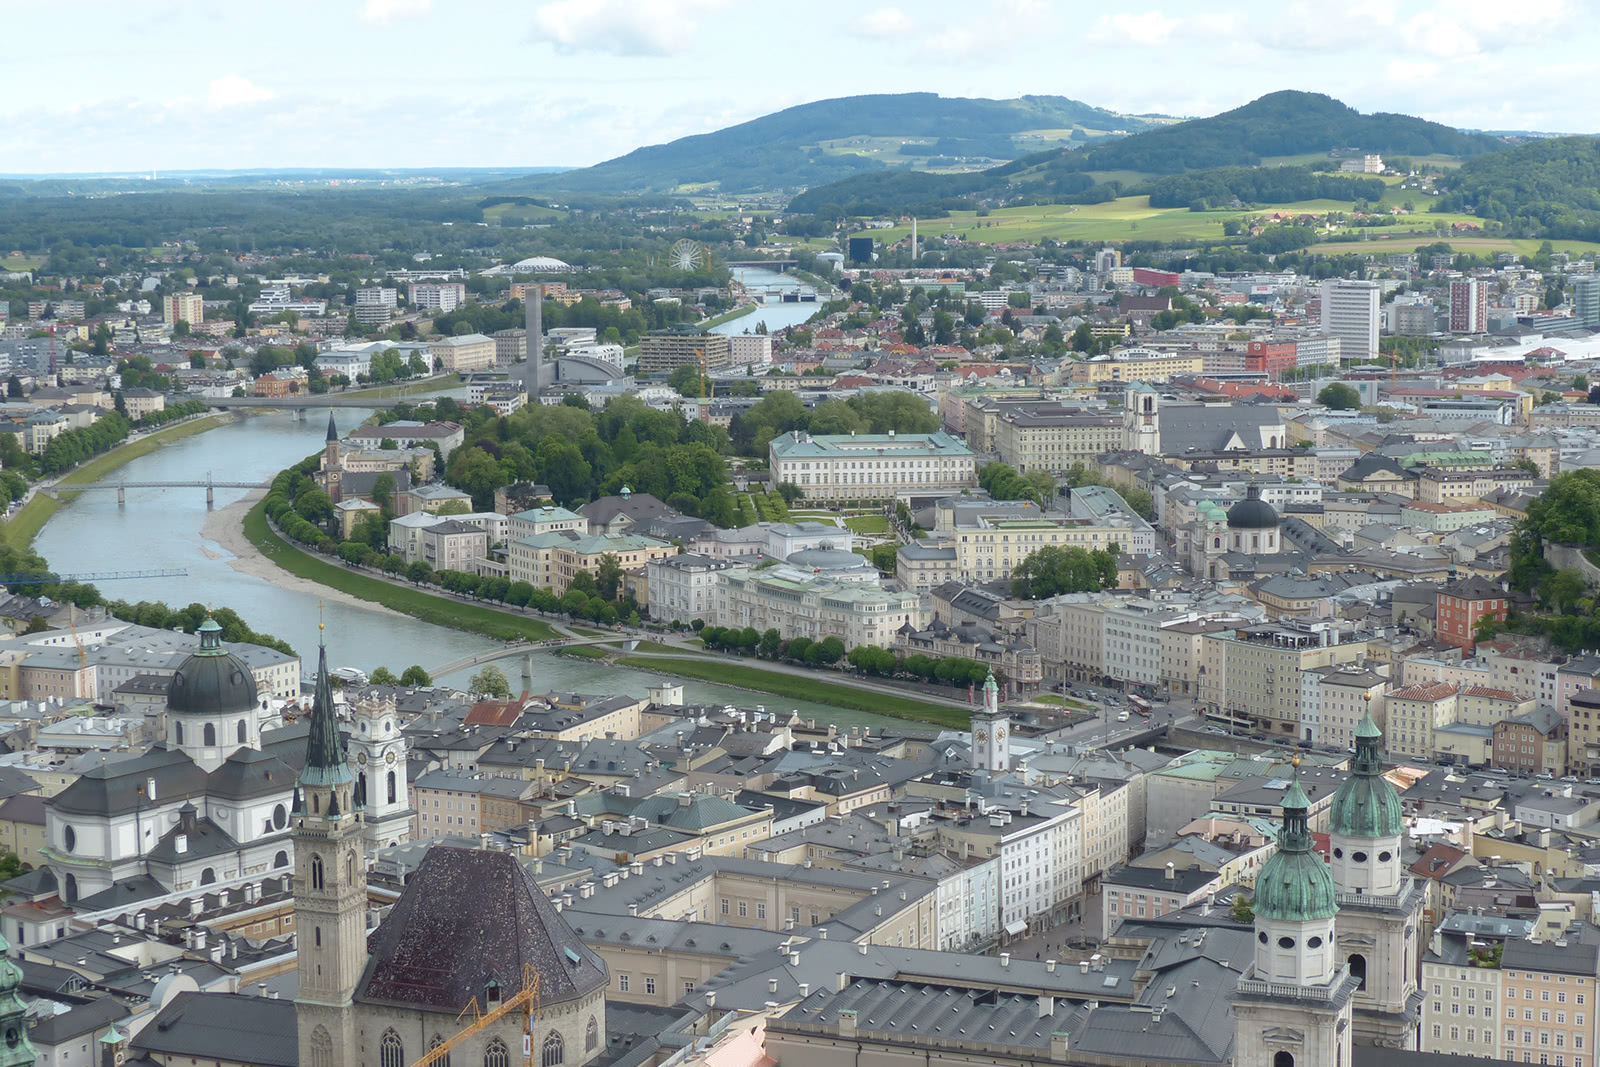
[1449,278,1487,334]
[1131,267,1180,288]
[1436,575,1509,652]
[1245,341,1297,381]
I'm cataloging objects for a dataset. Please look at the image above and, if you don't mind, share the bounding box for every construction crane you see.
[408,965,540,1067]
[66,619,86,670]
[0,568,187,586]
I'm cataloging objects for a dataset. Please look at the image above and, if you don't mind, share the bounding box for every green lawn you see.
[615,654,968,727]
[338,374,461,401]
[1313,235,1600,257]
[701,304,757,329]
[243,502,557,642]
[0,254,44,271]
[844,514,890,534]
[0,494,58,548]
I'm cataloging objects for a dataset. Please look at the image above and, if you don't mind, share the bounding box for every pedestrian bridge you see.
[60,477,270,505]
[428,635,638,680]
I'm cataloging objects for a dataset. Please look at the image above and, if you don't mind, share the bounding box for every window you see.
[174,722,184,745]
[1349,954,1367,991]
[586,1018,599,1053]
[388,770,397,805]
[720,899,729,916]
[203,723,216,746]
[484,1039,510,1067]
[542,1031,564,1067]
[645,977,656,995]
[618,975,629,992]
[380,1030,404,1067]
[1274,1053,1294,1067]
[429,1037,451,1067]
[310,1027,334,1067]
[310,853,324,891]
[237,720,247,743]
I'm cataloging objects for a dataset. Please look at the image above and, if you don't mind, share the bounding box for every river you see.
[33,410,908,727]
[713,267,829,336]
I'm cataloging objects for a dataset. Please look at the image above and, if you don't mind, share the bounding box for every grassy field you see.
[243,502,557,642]
[480,202,564,224]
[338,374,461,401]
[0,254,44,271]
[701,304,757,329]
[1,413,231,547]
[859,193,1495,247]
[616,654,968,728]
[844,514,890,534]
[1313,235,1600,257]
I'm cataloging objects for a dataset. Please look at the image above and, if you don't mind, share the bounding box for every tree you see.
[1231,894,1254,923]
[369,666,400,686]
[5,377,20,399]
[1576,375,1590,392]
[468,665,513,699]
[372,473,395,515]
[1541,569,1589,614]
[869,543,899,572]
[775,482,803,505]
[1011,546,1118,599]
[1317,383,1361,410]
[595,553,624,601]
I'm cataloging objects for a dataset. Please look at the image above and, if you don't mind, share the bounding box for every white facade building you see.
[1321,279,1381,363]
[646,553,732,625]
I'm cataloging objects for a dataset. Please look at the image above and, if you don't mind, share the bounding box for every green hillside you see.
[1062,91,1502,174]
[1434,136,1600,240]
[514,93,1159,194]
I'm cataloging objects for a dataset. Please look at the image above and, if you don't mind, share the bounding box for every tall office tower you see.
[1575,275,1600,329]
[1320,279,1380,362]
[1449,278,1487,333]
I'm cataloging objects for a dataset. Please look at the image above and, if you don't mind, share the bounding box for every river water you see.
[714,267,829,336]
[34,409,905,726]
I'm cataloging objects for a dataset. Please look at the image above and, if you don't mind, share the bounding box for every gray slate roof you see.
[131,992,297,1067]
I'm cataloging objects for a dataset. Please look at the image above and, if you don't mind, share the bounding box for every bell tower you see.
[1122,383,1161,454]
[969,670,1009,773]
[1232,765,1356,1067]
[348,691,412,857]
[1329,702,1424,1049]
[323,412,342,501]
[0,928,35,1067]
[294,626,365,1067]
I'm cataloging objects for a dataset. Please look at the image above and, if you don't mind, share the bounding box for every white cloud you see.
[852,7,912,38]
[360,0,433,25]
[1397,0,1572,57]
[922,27,979,57]
[206,75,273,110]
[1087,11,1179,46]
[531,0,728,57]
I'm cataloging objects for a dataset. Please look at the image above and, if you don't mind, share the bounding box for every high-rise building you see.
[162,291,204,327]
[352,287,397,325]
[1575,275,1600,328]
[637,325,730,375]
[1449,278,1487,333]
[1321,279,1380,362]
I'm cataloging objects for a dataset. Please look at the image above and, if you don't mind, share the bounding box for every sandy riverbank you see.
[200,490,406,619]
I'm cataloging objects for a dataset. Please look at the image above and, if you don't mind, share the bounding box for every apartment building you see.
[953,514,1152,583]
[646,553,732,625]
[508,531,676,594]
[1066,350,1204,383]
[769,430,976,504]
[1303,665,1387,749]
[408,282,466,312]
[713,565,923,649]
[1439,577,1511,653]
[1321,278,1380,361]
[429,333,496,373]
[1421,934,1503,1059]
[1386,683,1459,760]
[1102,602,1184,688]
[993,407,1122,475]
[1498,937,1599,1067]
[933,800,1083,933]
[162,292,203,327]
[636,326,731,374]
[353,287,398,325]
[1198,623,1365,737]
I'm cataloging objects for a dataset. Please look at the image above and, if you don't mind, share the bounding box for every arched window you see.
[346,850,357,884]
[273,850,289,868]
[586,1016,599,1053]
[174,722,184,745]
[1274,1053,1294,1067]
[200,867,216,885]
[1349,953,1367,990]
[429,1036,451,1067]
[203,723,216,746]
[309,1026,334,1067]
[63,872,77,903]
[380,1029,404,1067]
[484,1039,510,1067]
[542,1030,564,1067]
[310,853,324,891]
[237,720,247,743]
[358,773,368,807]
[387,770,397,805]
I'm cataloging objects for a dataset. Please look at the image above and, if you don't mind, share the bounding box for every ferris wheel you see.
[669,239,706,271]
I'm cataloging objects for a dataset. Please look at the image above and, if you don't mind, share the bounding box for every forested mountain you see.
[514,94,1157,194]
[1061,91,1502,174]
[1434,136,1600,239]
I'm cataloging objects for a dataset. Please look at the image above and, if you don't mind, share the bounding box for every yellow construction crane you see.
[408,965,541,1067]
[66,619,86,670]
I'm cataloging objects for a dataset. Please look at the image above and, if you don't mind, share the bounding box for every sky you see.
[6,0,1595,174]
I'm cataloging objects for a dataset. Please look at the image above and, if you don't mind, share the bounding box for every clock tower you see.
[970,669,1009,773]
[347,691,412,857]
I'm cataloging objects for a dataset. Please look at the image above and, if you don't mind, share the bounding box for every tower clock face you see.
[974,729,988,744]
[356,752,368,766]
[995,727,1007,742]
[385,750,397,765]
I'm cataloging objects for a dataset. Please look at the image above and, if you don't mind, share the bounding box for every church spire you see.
[302,623,352,788]
[0,928,35,1067]
[325,410,338,443]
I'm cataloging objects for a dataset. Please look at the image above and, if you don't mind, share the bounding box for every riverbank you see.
[615,653,967,728]
[241,499,558,642]
[2,412,233,547]
[202,491,408,620]
[700,304,758,330]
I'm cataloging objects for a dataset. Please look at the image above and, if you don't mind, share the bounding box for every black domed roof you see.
[167,619,259,715]
[1226,485,1278,529]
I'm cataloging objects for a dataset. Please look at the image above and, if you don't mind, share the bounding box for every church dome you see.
[1227,485,1278,530]
[167,618,259,715]
[1329,709,1403,839]
[1253,776,1337,922]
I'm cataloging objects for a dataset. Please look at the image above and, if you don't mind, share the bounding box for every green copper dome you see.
[1328,709,1403,840]
[1254,774,1337,922]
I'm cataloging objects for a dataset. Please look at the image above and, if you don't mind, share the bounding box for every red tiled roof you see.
[1389,682,1458,701]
